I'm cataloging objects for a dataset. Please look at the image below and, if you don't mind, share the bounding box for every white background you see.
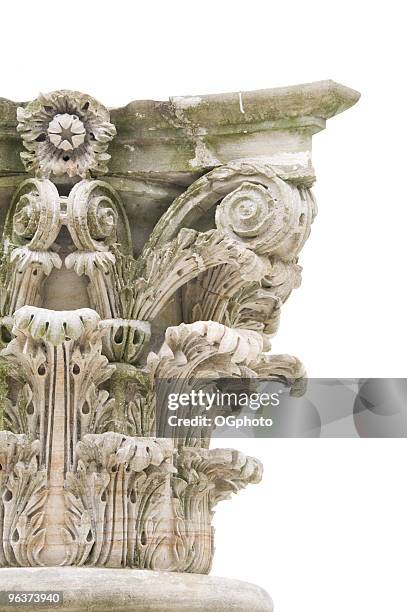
[2,2,407,611]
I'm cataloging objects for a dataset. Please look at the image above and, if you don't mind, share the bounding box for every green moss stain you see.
[0,357,10,431]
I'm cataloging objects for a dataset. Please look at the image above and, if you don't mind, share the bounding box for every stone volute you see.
[0,81,359,611]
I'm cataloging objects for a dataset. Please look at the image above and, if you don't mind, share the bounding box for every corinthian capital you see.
[0,81,359,589]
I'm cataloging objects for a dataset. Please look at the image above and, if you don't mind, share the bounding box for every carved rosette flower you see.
[16,91,116,178]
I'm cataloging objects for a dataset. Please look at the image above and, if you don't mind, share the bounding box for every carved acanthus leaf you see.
[171,447,262,573]
[1,306,116,464]
[182,257,302,340]
[0,432,47,567]
[65,251,115,277]
[134,228,267,321]
[175,447,262,508]
[11,306,100,345]
[64,433,175,568]
[148,321,265,380]
[99,319,151,370]
[250,353,307,395]
[147,321,266,447]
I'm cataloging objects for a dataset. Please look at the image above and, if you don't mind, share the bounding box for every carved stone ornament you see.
[16,91,116,178]
[0,82,359,610]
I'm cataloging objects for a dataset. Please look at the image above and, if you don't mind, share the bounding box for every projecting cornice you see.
[0,80,359,183]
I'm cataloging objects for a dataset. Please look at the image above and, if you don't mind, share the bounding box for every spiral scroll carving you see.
[215,178,315,259]
[6,179,61,251]
[66,180,131,253]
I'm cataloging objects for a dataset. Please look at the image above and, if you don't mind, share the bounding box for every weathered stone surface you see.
[0,82,359,607]
[0,81,360,253]
[0,81,361,177]
[0,567,274,611]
